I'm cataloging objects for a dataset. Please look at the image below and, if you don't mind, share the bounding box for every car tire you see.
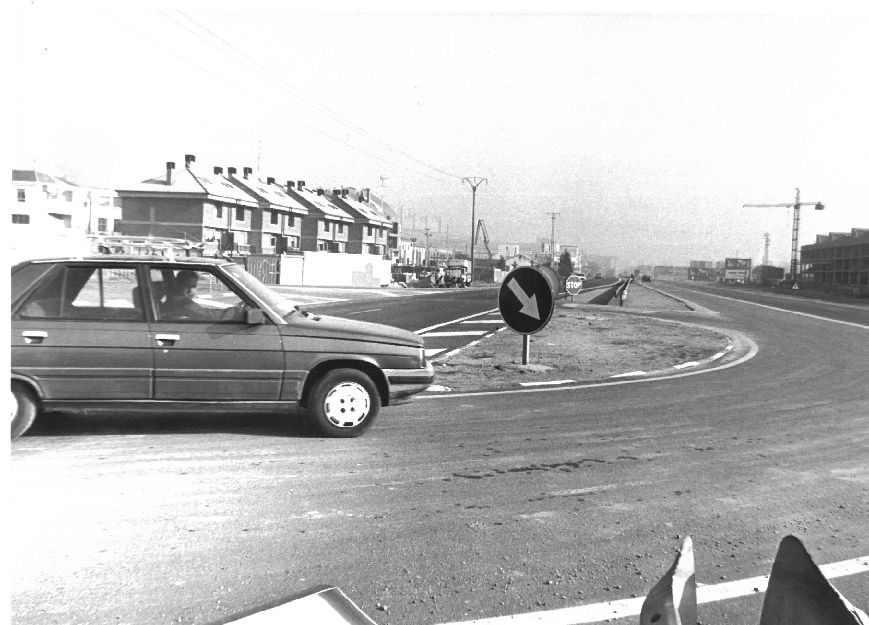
[11,382,38,440]
[306,369,381,438]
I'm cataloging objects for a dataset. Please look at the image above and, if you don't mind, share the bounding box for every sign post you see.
[498,266,559,365]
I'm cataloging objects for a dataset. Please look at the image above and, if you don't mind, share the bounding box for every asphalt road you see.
[9,283,869,625]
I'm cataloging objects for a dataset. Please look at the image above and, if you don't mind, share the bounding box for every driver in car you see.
[161,270,243,322]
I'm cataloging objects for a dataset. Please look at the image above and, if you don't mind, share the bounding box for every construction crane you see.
[743,188,824,285]
[474,219,495,267]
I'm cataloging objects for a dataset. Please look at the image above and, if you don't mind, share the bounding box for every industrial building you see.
[801,228,869,294]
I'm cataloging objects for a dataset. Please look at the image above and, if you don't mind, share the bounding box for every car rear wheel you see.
[307,369,381,438]
[11,382,38,440]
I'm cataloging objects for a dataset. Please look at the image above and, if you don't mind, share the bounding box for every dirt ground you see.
[431,282,733,392]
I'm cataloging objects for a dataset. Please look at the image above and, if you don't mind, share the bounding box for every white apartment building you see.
[9,169,120,262]
[11,169,119,234]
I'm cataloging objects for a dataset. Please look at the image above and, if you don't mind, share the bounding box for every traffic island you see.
[429,283,743,393]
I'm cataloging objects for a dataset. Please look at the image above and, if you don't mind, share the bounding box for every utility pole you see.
[743,188,825,287]
[462,177,488,282]
[762,233,770,267]
[546,211,560,267]
[423,227,432,262]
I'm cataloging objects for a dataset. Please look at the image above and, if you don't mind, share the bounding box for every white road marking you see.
[422,330,490,337]
[425,348,447,357]
[438,555,869,625]
[673,361,700,369]
[681,289,869,329]
[610,371,647,378]
[461,320,506,324]
[415,308,500,334]
[343,308,382,315]
[418,335,760,399]
[518,380,576,387]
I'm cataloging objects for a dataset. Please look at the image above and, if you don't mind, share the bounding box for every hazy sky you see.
[12,2,869,267]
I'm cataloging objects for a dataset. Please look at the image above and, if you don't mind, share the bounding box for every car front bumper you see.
[384,361,435,405]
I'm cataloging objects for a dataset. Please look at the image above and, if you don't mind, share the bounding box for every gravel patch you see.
[430,283,732,392]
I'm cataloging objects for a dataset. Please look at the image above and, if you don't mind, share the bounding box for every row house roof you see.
[116,155,398,229]
[13,170,61,184]
[229,169,309,215]
[291,185,354,223]
[117,156,257,207]
[331,189,392,226]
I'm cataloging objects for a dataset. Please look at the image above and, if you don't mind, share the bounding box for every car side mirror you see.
[244,308,266,325]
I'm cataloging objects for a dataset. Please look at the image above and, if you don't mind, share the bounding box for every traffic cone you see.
[759,535,867,625]
[640,535,697,625]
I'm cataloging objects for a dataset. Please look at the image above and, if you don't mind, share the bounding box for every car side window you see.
[151,267,249,323]
[18,266,145,321]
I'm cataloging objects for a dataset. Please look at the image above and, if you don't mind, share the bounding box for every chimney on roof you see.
[363,188,371,202]
[213,166,224,175]
[286,181,295,192]
[317,188,324,196]
[342,189,348,198]
[332,189,340,196]
[297,180,305,190]
[185,154,196,168]
[166,162,175,185]
[243,167,253,179]
[227,167,237,177]
[266,177,275,185]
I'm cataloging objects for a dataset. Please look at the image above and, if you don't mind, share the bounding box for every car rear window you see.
[11,262,56,304]
[17,265,146,321]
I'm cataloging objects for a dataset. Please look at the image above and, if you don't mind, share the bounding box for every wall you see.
[278,255,304,285]
[298,251,392,287]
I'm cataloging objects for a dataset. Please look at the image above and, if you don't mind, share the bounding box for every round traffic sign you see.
[498,266,557,334]
[565,273,584,295]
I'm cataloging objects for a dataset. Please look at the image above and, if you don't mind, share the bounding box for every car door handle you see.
[22,331,48,344]
[155,334,180,346]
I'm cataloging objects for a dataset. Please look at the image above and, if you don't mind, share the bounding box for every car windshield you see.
[222,262,298,317]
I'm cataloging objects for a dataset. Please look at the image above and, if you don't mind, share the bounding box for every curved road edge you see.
[419,327,758,400]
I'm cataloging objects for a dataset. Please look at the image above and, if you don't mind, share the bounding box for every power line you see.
[167,10,463,181]
[98,8,447,184]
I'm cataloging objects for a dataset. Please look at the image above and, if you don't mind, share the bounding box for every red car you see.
[11,256,434,439]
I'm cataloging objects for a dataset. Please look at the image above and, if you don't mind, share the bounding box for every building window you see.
[270,211,279,225]
[17,189,25,202]
[367,226,373,237]
[288,235,300,250]
[288,215,294,228]
[97,218,108,233]
[338,223,344,234]
[323,221,330,232]
[63,190,73,202]
[235,207,244,221]
[216,205,223,218]
[12,214,30,224]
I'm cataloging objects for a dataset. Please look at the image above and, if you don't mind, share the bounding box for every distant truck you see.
[443,259,472,288]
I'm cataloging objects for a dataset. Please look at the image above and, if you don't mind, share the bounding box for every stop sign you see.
[565,274,584,295]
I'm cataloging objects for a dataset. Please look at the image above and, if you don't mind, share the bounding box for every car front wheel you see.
[307,369,381,438]
[11,382,38,440]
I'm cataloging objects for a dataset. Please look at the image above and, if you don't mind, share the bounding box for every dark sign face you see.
[498,267,555,334]
[724,258,751,269]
